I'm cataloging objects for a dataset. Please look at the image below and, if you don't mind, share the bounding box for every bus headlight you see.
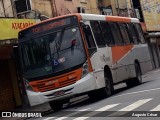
[82,61,89,78]
[23,78,34,91]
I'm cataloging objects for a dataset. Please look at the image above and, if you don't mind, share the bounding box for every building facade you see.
[0,0,40,110]
[51,0,99,16]
[0,19,37,110]
[139,0,160,69]
[0,0,14,17]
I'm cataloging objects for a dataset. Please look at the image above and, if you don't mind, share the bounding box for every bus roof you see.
[80,13,140,23]
[20,13,140,32]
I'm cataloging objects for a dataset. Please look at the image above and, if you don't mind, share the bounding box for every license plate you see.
[53,90,65,96]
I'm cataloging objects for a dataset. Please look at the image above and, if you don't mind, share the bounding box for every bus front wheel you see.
[101,71,113,98]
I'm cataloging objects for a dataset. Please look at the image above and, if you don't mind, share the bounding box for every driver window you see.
[82,24,97,56]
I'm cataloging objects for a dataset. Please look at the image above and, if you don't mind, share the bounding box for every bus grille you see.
[36,78,76,92]
[29,68,82,92]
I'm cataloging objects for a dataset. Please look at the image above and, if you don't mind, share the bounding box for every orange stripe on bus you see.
[106,16,131,23]
[112,45,134,64]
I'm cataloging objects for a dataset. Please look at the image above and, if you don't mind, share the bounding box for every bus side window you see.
[134,23,146,44]
[82,24,97,56]
[108,22,123,45]
[118,23,130,44]
[90,21,106,47]
[83,25,96,48]
[126,23,139,44]
[100,21,115,46]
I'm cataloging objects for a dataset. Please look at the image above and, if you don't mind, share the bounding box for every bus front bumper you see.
[26,73,97,106]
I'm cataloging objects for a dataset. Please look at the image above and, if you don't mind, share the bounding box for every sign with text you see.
[0,19,37,40]
[19,16,78,40]
[140,0,160,31]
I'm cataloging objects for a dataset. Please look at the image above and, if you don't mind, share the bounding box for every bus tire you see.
[134,62,142,84]
[126,62,142,87]
[49,100,63,111]
[101,71,113,98]
[88,69,113,99]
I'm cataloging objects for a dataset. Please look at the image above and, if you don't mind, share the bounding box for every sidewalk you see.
[142,68,160,81]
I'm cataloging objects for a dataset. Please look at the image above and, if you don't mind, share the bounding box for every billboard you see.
[0,19,36,40]
[140,0,160,31]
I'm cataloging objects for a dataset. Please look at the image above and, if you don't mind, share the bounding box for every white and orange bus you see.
[18,13,152,110]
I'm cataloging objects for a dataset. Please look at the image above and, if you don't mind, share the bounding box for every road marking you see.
[53,108,90,120]
[96,104,120,111]
[119,98,152,111]
[43,117,55,120]
[109,98,153,116]
[73,104,120,120]
[112,87,160,98]
[150,104,160,111]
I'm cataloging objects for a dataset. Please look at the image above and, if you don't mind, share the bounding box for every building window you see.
[83,25,96,48]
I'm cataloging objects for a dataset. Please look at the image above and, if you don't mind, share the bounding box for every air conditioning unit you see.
[77,7,85,13]
[14,0,31,14]
[135,9,141,19]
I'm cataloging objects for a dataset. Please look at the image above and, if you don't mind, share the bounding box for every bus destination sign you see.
[32,19,65,33]
[19,16,78,38]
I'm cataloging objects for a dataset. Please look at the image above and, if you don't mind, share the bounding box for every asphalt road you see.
[33,69,160,120]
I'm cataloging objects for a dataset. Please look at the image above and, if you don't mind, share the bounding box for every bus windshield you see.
[20,26,86,79]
